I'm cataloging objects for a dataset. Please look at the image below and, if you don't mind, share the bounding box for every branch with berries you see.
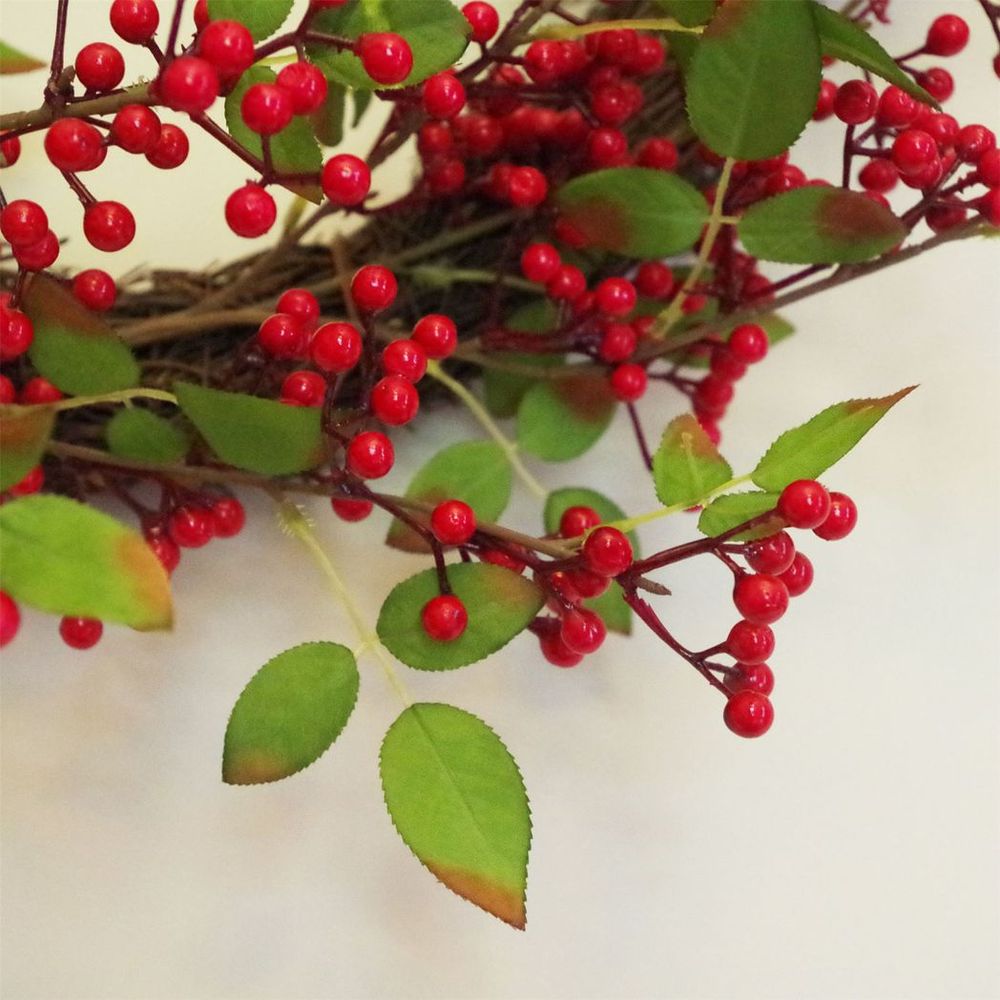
[0,0,997,928]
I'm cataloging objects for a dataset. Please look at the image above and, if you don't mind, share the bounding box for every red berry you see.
[83,201,136,252]
[559,505,601,538]
[423,72,466,119]
[13,231,60,271]
[276,61,328,115]
[599,322,637,363]
[321,153,371,206]
[370,375,419,425]
[10,465,44,495]
[582,526,633,577]
[709,347,747,382]
[276,288,320,331]
[0,375,15,404]
[381,339,427,382]
[777,479,831,530]
[75,42,125,91]
[560,607,606,655]
[59,616,104,650]
[481,548,526,574]
[241,82,293,135]
[225,183,276,238]
[546,264,586,302]
[728,662,775,696]
[258,313,307,359]
[355,32,413,85]
[1,200,48,248]
[462,1,500,44]
[875,86,919,128]
[331,497,373,522]
[350,265,397,312]
[110,0,160,44]
[210,497,245,538]
[280,370,326,407]
[955,124,995,163]
[813,78,837,120]
[745,531,795,576]
[917,67,953,103]
[926,14,969,56]
[198,19,255,76]
[724,690,774,738]
[169,505,214,547]
[193,0,209,29]
[813,491,857,541]
[779,552,814,597]
[693,374,734,418]
[418,121,453,158]
[424,157,466,196]
[147,534,180,573]
[594,277,636,317]
[310,321,362,372]
[725,620,775,664]
[346,430,394,479]
[634,261,674,299]
[566,568,609,600]
[20,377,63,405]
[834,80,877,125]
[430,499,476,545]
[859,158,898,193]
[978,148,1000,188]
[728,323,769,363]
[403,316,456,364]
[733,574,789,625]
[158,56,219,114]
[979,188,1000,226]
[507,166,548,207]
[111,104,161,154]
[146,123,188,168]
[520,243,561,283]
[586,126,629,168]
[635,136,678,171]
[421,594,468,641]
[0,591,21,647]
[540,629,583,668]
[609,363,647,402]
[44,119,104,172]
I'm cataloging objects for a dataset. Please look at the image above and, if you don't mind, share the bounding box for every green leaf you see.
[517,374,617,462]
[222,642,359,785]
[543,488,637,635]
[0,406,54,492]
[686,0,821,160]
[380,702,530,928]
[387,441,513,553]
[697,490,783,541]
[105,408,189,464]
[739,186,905,264]
[654,0,716,26]
[0,39,46,74]
[377,563,544,671]
[752,387,915,490]
[311,82,346,146]
[175,381,326,476]
[224,65,323,202]
[22,275,140,396]
[811,3,937,109]
[0,495,172,629]
[554,167,708,259]
[483,300,561,418]
[653,413,733,508]
[308,0,470,90]
[206,0,294,40]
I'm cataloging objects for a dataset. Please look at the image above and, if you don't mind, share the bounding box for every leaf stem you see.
[43,387,178,412]
[604,473,752,534]
[531,17,705,40]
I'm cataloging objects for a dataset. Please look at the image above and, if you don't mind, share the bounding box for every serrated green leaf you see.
[752,387,915,490]
[206,0,294,40]
[686,0,821,160]
[175,381,326,475]
[0,406,54,492]
[22,275,140,395]
[517,374,617,462]
[311,82,346,146]
[739,186,905,264]
[697,490,783,541]
[308,0,470,90]
[811,3,937,109]
[222,641,359,785]
[483,300,561,418]
[380,702,530,928]
[377,563,544,671]
[0,495,172,629]
[105,408,189,464]
[653,413,733,507]
[387,441,512,553]
[555,167,708,259]
[224,65,323,202]
[0,39,46,74]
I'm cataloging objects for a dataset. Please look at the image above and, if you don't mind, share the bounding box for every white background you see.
[1,2,998,998]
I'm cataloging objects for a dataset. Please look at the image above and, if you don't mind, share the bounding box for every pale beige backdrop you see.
[1,2,998,999]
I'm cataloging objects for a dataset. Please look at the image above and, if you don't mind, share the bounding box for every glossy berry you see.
[44,119,104,172]
[1,133,20,168]
[1,200,48,248]
[917,68,953,103]
[462,1,500,43]
[876,86,919,128]
[258,313,307,359]
[276,61,328,114]
[111,104,161,154]
[609,363,647,403]
[280,370,326,407]
[733,574,789,625]
[169,505,214,547]
[635,136,678,171]
[693,375,734,418]
[709,347,746,382]
[595,277,636,317]
[560,607,606,655]
[75,42,125,91]
[193,0,209,29]
[13,231,60,271]
[20,377,63,405]
[745,531,795,576]
[331,497,373,522]
[0,375,15,404]
[381,339,427,382]
[351,265,397,312]
[370,375,419,425]
[813,78,837,120]
[859,158,899,194]
[355,32,413,85]
[59,617,104,650]
[321,153,371,206]
[311,321,362,372]
[430,499,476,545]
[728,662,775,697]
[276,288,320,331]
[599,323,637,364]
[520,243,561,283]
[546,264,586,302]
[586,126,629,168]
[507,166,548,207]
[198,19,255,76]
[110,0,160,43]
[978,149,1000,188]
[409,311,459,361]
[955,124,995,163]
[582,526,633,577]
[777,479,831,530]
[724,690,774,738]
[0,592,21,647]
[726,620,775,664]
[926,14,969,56]
[728,323,768,363]
[540,629,583,668]
[158,56,219,114]
[210,497,245,538]
[147,534,181,573]
[241,82,293,135]
[423,73,465,119]
[146,123,188,168]
[84,201,136,252]
[634,261,674,299]
[780,552,814,597]
[421,594,468,642]
[979,188,1000,226]
[346,431,394,479]
[225,183,276,238]
[813,491,857,541]
[72,269,118,313]
[559,505,601,539]
[834,80,877,125]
